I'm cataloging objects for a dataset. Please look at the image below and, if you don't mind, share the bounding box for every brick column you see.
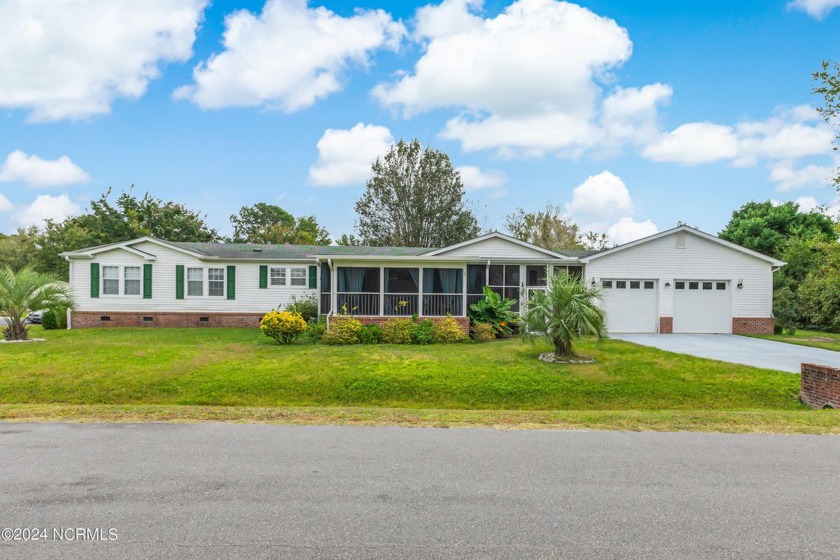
[800,363,840,409]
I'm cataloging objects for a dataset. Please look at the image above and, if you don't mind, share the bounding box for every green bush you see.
[434,318,468,343]
[468,286,518,336]
[472,322,497,343]
[260,310,307,344]
[380,318,414,344]
[303,317,327,342]
[41,306,68,330]
[411,319,437,345]
[322,317,362,345]
[358,324,383,344]
[285,294,319,322]
[773,322,783,335]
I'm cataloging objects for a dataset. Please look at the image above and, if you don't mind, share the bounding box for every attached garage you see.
[600,279,658,333]
[673,280,731,333]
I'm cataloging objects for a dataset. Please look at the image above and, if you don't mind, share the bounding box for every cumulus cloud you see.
[0,193,13,212]
[375,0,655,157]
[308,123,394,187]
[642,122,740,165]
[456,165,507,198]
[769,160,834,191]
[788,0,840,19]
[607,217,658,245]
[0,0,207,122]
[175,0,405,112]
[0,150,89,188]
[600,83,673,146]
[794,195,820,212]
[566,171,657,245]
[15,194,80,227]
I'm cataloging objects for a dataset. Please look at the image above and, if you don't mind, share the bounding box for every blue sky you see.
[0,0,838,243]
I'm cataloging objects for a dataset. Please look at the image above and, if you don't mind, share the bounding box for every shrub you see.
[472,322,497,343]
[359,324,383,344]
[304,317,327,342]
[42,307,68,330]
[434,318,467,343]
[260,310,307,344]
[773,322,783,335]
[380,318,414,344]
[468,286,518,336]
[322,317,362,345]
[285,294,319,322]
[411,319,437,345]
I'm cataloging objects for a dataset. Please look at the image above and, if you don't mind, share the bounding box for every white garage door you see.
[673,280,731,333]
[600,279,657,333]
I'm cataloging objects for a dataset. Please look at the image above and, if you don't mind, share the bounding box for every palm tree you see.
[521,270,606,358]
[0,266,73,341]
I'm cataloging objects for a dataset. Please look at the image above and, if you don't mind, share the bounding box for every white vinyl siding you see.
[585,231,774,328]
[432,237,556,259]
[124,266,141,296]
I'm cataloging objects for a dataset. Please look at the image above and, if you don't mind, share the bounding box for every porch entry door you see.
[488,264,522,312]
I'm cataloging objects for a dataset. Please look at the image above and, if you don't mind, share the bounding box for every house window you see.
[616,281,627,289]
[270,267,286,286]
[102,266,119,295]
[716,282,727,290]
[644,281,655,289]
[688,281,699,290]
[124,266,141,295]
[702,282,713,290]
[290,267,307,286]
[630,281,640,289]
[187,268,204,296]
[208,268,225,297]
[602,280,613,289]
[675,281,685,289]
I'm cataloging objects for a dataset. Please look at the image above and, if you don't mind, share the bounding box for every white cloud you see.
[0,193,13,212]
[0,0,207,122]
[769,161,834,191]
[375,0,651,157]
[642,122,740,165]
[788,0,840,19]
[0,150,89,188]
[175,0,405,112]
[600,83,673,146]
[567,171,634,228]
[457,166,506,191]
[15,194,80,227]
[308,123,394,187]
[607,217,658,245]
[794,195,820,212]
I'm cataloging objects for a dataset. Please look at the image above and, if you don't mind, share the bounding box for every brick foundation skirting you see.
[731,317,775,334]
[71,311,265,329]
[659,317,673,334]
[329,315,470,334]
[801,363,840,409]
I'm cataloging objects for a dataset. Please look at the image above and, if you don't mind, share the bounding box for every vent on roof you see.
[675,232,686,249]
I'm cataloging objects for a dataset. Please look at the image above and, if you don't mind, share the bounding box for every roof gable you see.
[426,232,570,259]
[579,226,786,267]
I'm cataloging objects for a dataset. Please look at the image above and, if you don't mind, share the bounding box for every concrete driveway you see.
[612,333,840,373]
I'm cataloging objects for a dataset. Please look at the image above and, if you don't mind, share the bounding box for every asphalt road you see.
[1,423,838,559]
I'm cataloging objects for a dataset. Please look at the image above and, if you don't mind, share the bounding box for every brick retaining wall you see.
[71,311,264,329]
[800,363,840,409]
[329,315,471,334]
[731,317,775,334]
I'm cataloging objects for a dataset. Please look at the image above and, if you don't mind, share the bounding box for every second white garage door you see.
[673,280,731,333]
[601,279,658,333]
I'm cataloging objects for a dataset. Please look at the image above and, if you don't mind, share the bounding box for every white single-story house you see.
[60,225,784,334]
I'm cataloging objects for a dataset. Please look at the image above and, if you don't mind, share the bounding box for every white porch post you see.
[418,267,424,316]
[331,265,337,315]
[462,264,467,316]
[379,266,385,316]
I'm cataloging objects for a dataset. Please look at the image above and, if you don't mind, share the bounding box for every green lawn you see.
[748,329,840,352]
[0,326,834,432]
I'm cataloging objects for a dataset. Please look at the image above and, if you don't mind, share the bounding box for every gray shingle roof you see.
[166,241,434,259]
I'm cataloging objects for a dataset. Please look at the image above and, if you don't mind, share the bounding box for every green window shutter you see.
[90,263,100,298]
[259,265,268,289]
[308,265,317,289]
[143,264,153,299]
[226,265,236,300]
[175,265,184,300]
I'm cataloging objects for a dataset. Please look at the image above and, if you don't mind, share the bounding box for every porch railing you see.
[336,293,379,316]
[320,293,331,315]
[422,294,463,316]
[384,294,419,316]
[466,294,482,309]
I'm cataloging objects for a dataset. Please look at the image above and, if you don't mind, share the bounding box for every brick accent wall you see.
[71,311,264,329]
[731,317,775,334]
[800,363,840,409]
[659,317,673,334]
[329,315,471,334]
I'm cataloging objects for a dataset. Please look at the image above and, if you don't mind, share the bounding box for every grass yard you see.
[0,326,836,433]
[748,329,840,352]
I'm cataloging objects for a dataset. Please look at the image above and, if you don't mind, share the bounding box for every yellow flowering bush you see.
[433,318,468,343]
[260,310,307,344]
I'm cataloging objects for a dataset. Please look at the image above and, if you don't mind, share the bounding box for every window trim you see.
[208,267,225,298]
[123,266,142,296]
[269,266,287,287]
[99,265,143,297]
[186,267,204,297]
[289,267,307,287]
